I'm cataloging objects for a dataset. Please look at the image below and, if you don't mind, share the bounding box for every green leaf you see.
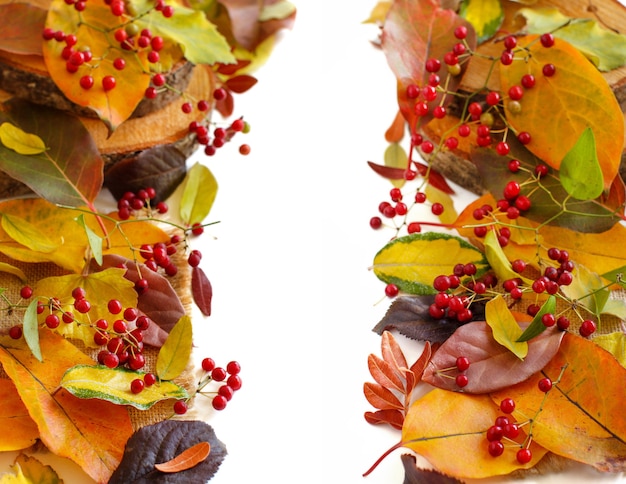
[384,142,408,188]
[485,295,528,359]
[517,7,626,71]
[372,232,488,295]
[60,365,189,410]
[23,299,42,362]
[1,213,58,253]
[179,163,218,226]
[132,0,235,65]
[157,316,193,381]
[0,122,46,155]
[517,295,556,342]
[483,229,532,285]
[75,214,103,265]
[0,99,103,207]
[459,0,503,43]
[593,333,626,367]
[559,128,603,201]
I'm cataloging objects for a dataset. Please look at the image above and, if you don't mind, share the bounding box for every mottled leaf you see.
[372,233,488,295]
[560,127,603,200]
[155,441,210,473]
[0,3,47,55]
[402,390,547,478]
[0,379,39,451]
[109,420,227,483]
[156,316,193,381]
[491,334,626,472]
[459,0,503,43]
[517,7,626,71]
[180,163,218,226]
[485,295,527,359]
[422,320,564,393]
[0,99,103,207]
[192,266,213,317]
[0,122,46,155]
[61,365,188,410]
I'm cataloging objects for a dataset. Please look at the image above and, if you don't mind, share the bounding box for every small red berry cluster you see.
[172,358,243,414]
[117,186,168,221]
[435,355,471,389]
[187,113,251,157]
[370,188,443,234]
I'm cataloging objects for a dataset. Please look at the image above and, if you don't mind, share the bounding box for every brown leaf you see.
[224,74,258,93]
[216,59,252,75]
[364,409,405,430]
[0,4,47,55]
[400,453,466,484]
[192,266,213,316]
[422,320,565,393]
[154,441,211,473]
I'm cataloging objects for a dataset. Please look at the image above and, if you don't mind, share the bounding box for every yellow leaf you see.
[402,389,547,478]
[0,454,63,484]
[0,122,46,155]
[1,213,58,253]
[156,316,193,381]
[485,295,528,359]
[0,262,27,283]
[179,163,218,226]
[363,1,391,24]
[0,379,39,451]
[384,143,407,189]
[424,184,456,224]
[500,35,624,188]
[0,331,133,483]
[593,333,626,367]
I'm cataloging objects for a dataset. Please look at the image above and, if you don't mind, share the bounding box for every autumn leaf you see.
[491,333,626,472]
[1,212,58,253]
[385,110,406,143]
[500,35,624,189]
[367,160,455,194]
[191,266,213,317]
[154,441,210,473]
[516,295,556,343]
[109,420,227,483]
[401,389,547,478]
[485,295,527,359]
[0,99,103,208]
[0,3,47,55]
[593,333,626,367]
[0,379,39,451]
[0,261,27,283]
[400,453,464,484]
[179,162,218,226]
[459,0,503,43]
[422,320,564,393]
[0,122,46,155]
[517,7,626,71]
[0,331,133,483]
[372,232,488,295]
[0,454,63,484]
[156,316,193,381]
[559,127,603,201]
[60,365,189,410]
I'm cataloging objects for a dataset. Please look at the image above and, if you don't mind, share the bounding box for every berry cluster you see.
[370,188,444,234]
[173,357,243,414]
[117,186,168,221]
[188,114,251,157]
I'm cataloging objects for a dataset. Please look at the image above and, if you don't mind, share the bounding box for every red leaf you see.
[192,266,212,316]
[215,89,234,118]
[368,353,405,393]
[224,75,258,94]
[216,59,252,75]
[367,161,455,194]
[367,161,406,180]
[364,382,404,411]
[364,409,405,430]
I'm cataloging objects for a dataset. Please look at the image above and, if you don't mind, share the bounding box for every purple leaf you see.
[192,266,212,316]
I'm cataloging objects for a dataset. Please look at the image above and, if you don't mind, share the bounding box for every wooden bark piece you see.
[427,0,626,194]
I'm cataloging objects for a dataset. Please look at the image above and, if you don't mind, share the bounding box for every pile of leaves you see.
[0,0,295,482]
[363,0,626,482]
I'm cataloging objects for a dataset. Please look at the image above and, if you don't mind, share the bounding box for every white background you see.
[3,1,626,483]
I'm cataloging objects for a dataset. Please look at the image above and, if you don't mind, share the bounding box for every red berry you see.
[202,357,216,372]
[369,216,382,229]
[385,283,399,298]
[486,91,501,106]
[425,58,441,73]
[227,374,242,391]
[20,286,33,299]
[504,35,517,50]
[212,394,228,410]
[212,367,227,382]
[521,74,536,88]
[191,223,204,236]
[9,325,23,339]
[488,440,505,457]
[80,75,94,90]
[102,75,116,91]
[173,400,188,414]
[540,33,555,47]
[218,385,234,401]
[456,356,470,371]
[144,373,157,386]
[74,298,91,313]
[500,397,516,414]
[508,85,523,100]
[226,361,241,375]
[453,25,467,39]
[517,448,533,464]
[130,378,145,394]
[239,144,251,155]
[542,63,556,77]
[128,353,146,370]
[538,377,553,392]
[431,203,444,215]
[579,319,596,337]
[455,374,469,387]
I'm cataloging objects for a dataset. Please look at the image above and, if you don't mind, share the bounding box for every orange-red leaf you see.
[154,441,211,473]
[0,330,133,483]
[364,409,405,430]
[368,353,405,393]
[385,110,406,143]
[381,330,409,372]
[364,382,404,411]
[491,333,626,472]
[224,74,258,93]
[0,378,39,451]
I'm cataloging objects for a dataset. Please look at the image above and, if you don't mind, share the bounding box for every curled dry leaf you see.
[422,320,564,394]
[154,441,210,473]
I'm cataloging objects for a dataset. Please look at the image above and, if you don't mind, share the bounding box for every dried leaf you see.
[364,382,404,411]
[372,233,488,295]
[385,110,406,143]
[155,441,211,473]
[0,331,133,483]
[400,453,464,484]
[364,409,405,430]
[61,365,189,410]
[0,379,39,451]
[156,316,193,381]
[368,354,405,393]
[224,74,258,93]
[0,122,46,155]
[402,389,548,478]
[491,333,626,472]
[1,454,63,484]
[179,162,218,226]
[0,99,103,207]
[109,420,227,483]
[422,320,564,393]
[192,266,213,316]
[0,3,47,55]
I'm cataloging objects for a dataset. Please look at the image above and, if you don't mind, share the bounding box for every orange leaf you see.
[500,35,624,188]
[154,441,211,473]
[402,389,548,478]
[0,378,39,451]
[0,330,133,483]
[368,353,405,393]
[385,110,406,143]
[491,333,626,472]
[364,409,405,430]
[363,382,404,411]
[381,330,409,372]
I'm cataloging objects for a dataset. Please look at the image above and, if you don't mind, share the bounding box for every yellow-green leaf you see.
[1,213,58,253]
[179,163,218,226]
[156,316,193,381]
[259,1,296,21]
[483,229,531,285]
[0,122,46,155]
[60,365,189,410]
[485,295,527,359]
[75,214,103,265]
[372,233,488,295]
[593,333,626,367]
[559,127,603,201]
[459,0,504,43]
[384,142,407,188]
[517,295,556,342]
[517,7,626,71]
[0,454,63,484]
[425,184,456,225]
[560,264,609,317]
[23,299,42,362]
